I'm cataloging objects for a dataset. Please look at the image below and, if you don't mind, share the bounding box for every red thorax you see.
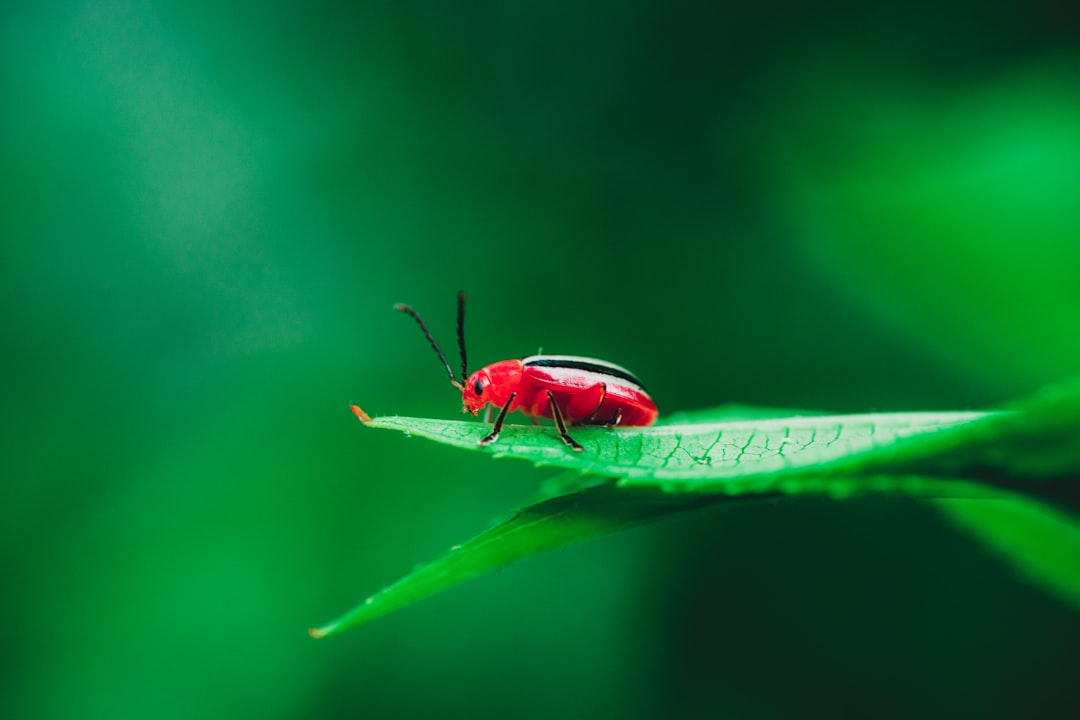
[461,360,523,415]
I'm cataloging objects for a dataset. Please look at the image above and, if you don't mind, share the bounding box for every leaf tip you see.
[349,405,372,423]
[308,626,329,639]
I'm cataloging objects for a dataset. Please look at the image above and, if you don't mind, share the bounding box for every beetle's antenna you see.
[395,302,463,390]
[456,291,468,385]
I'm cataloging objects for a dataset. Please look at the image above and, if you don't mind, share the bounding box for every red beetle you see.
[396,292,658,451]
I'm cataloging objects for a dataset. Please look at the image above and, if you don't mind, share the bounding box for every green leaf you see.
[933,496,1080,609]
[356,409,996,492]
[315,381,1080,636]
[351,378,1080,494]
[311,471,1027,638]
[309,481,730,638]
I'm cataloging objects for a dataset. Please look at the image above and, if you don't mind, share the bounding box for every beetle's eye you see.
[473,379,484,396]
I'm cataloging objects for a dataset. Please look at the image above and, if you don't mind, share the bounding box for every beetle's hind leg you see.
[574,383,621,427]
[569,382,613,426]
[547,390,584,451]
[581,383,608,424]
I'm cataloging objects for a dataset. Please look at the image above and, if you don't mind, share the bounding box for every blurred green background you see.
[3,1,1079,718]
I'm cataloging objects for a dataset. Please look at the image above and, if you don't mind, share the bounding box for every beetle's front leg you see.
[479,392,516,446]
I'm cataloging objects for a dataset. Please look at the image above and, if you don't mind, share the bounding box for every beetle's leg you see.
[593,404,621,427]
[483,404,493,424]
[569,382,615,425]
[581,383,608,424]
[479,392,516,446]
[528,415,540,426]
[547,390,584,452]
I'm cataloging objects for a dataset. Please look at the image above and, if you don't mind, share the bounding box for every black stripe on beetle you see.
[523,356,648,392]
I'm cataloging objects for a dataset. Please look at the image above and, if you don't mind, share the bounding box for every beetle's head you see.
[461,369,491,415]
[461,360,523,415]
